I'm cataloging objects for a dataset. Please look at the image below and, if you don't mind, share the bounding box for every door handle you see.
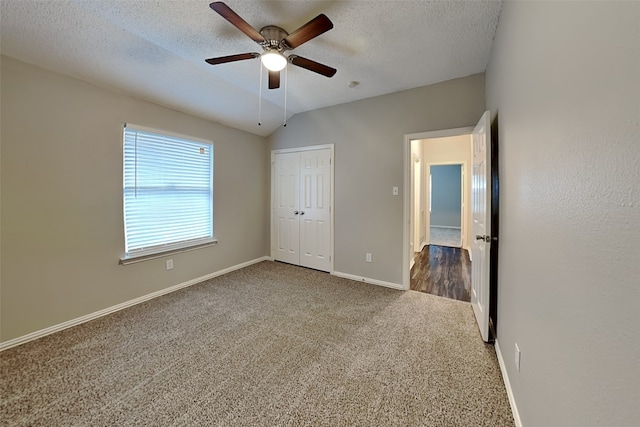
[475,234,490,242]
[299,211,305,215]
[294,211,299,215]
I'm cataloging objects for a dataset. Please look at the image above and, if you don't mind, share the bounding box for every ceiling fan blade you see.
[289,55,337,78]
[209,2,265,44]
[205,52,260,65]
[268,70,280,89]
[282,14,333,49]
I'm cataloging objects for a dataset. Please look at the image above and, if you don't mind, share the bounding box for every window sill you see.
[119,240,218,266]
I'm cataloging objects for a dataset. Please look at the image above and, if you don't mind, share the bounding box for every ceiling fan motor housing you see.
[260,26,289,51]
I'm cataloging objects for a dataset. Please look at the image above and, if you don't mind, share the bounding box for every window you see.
[121,124,214,262]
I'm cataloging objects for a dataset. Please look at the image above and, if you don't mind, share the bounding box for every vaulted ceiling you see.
[0,1,502,136]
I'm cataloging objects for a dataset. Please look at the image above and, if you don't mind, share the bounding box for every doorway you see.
[428,163,463,248]
[407,133,472,303]
[402,127,474,290]
[403,112,497,342]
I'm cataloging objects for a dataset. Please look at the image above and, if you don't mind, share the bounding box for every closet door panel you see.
[273,152,300,265]
[299,149,332,271]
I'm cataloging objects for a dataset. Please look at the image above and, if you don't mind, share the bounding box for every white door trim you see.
[403,127,474,290]
[271,144,335,273]
[272,144,334,155]
[412,154,422,253]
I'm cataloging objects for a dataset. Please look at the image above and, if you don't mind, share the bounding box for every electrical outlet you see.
[515,343,521,372]
[392,186,399,196]
[166,259,174,270]
[366,253,372,263]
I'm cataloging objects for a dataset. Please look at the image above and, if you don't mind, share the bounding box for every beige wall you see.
[486,1,640,425]
[0,56,270,342]
[269,74,485,285]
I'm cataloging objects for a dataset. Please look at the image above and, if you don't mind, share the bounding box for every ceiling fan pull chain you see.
[283,66,288,127]
[258,61,263,126]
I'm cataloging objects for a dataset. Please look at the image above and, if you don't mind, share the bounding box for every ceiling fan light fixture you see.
[261,51,287,71]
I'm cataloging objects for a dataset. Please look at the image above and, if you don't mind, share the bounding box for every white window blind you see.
[123,125,214,259]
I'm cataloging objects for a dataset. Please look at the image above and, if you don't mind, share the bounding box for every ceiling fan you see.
[205,1,337,90]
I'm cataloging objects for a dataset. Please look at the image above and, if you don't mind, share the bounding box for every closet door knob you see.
[294,211,299,215]
[299,211,305,215]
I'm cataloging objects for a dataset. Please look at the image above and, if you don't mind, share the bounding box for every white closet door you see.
[272,147,333,273]
[273,152,300,265]
[299,149,332,271]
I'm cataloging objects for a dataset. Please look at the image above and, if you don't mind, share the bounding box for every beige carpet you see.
[1,261,514,426]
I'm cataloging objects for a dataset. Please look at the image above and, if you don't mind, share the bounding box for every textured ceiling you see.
[0,0,502,136]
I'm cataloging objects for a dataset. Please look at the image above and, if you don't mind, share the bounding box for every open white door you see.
[471,111,491,342]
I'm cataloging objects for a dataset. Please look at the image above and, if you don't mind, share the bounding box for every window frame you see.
[119,124,216,265]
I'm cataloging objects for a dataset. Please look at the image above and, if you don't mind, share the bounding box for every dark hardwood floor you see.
[410,245,471,302]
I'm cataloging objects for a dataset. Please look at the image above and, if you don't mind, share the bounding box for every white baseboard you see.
[0,256,271,352]
[331,271,403,290]
[495,339,523,427]
[430,225,462,230]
